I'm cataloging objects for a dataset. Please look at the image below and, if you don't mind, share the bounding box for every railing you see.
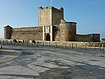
[0,40,105,50]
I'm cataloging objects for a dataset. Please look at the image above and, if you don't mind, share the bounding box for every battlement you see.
[11,26,43,40]
[4,6,100,42]
[4,25,13,29]
[13,27,42,32]
[39,6,63,12]
[38,6,64,26]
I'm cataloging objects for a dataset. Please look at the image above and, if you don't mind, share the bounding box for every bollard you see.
[64,43,66,48]
[75,43,77,49]
[43,41,44,47]
[99,44,101,51]
[48,42,50,47]
[93,44,95,50]
[84,44,86,49]
[31,43,34,46]
[36,42,38,47]
[102,44,104,50]
[22,42,23,46]
[71,43,73,49]
[55,42,57,48]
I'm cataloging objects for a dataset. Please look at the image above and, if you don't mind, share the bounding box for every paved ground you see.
[0,45,105,79]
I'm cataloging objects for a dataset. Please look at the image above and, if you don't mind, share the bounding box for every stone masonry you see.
[4,6,100,42]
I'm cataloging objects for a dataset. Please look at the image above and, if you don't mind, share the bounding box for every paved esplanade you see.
[0,45,105,79]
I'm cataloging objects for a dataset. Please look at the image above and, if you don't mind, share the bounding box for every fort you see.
[4,6,100,42]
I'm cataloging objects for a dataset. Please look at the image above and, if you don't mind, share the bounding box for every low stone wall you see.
[37,41,105,48]
[1,39,105,50]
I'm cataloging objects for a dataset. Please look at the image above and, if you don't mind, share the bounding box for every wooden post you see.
[43,41,44,47]
[64,42,66,48]
[75,43,77,49]
[93,44,95,50]
[84,44,86,49]
[71,43,73,49]
[102,44,104,50]
[55,41,57,48]
[99,44,101,51]
[49,41,50,47]
[0,45,2,49]
[36,41,38,47]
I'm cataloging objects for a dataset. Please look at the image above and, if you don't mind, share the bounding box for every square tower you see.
[38,6,64,26]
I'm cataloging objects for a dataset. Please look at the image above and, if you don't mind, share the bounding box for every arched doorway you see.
[45,33,50,41]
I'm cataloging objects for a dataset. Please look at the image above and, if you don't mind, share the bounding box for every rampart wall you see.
[52,7,64,25]
[76,34,100,42]
[11,27,43,41]
[53,25,60,41]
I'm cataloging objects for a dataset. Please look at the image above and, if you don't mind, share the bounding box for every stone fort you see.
[4,6,100,42]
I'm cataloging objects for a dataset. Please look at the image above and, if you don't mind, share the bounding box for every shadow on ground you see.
[37,65,105,79]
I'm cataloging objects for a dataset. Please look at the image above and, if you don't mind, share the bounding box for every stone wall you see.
[4,25,13,39]
[38,6,51,26]
[76,34,100,42]
[59,22,76,41]
[11,27,43,41]
[53,25,60,41]
[52,7,64,25]
[53,21,77,42]
[38,6,64,26]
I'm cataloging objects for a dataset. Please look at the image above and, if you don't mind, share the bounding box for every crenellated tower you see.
[38,6,64,26]
[4,25,13,39]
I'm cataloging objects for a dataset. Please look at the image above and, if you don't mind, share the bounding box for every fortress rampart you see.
[76,34,100,42]
[12,27,43,41]
[60,22,76,41]
[4,25,13,39]
[4,6,100,42]
[4,26,43,41]
[13,27,42,32]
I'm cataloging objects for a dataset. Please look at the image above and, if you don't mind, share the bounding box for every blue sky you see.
[0,0,105,38]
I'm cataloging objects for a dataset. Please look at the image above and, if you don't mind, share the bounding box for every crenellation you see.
[59,7,64,11]
[13,27,42,32]
[39,6,43,9]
